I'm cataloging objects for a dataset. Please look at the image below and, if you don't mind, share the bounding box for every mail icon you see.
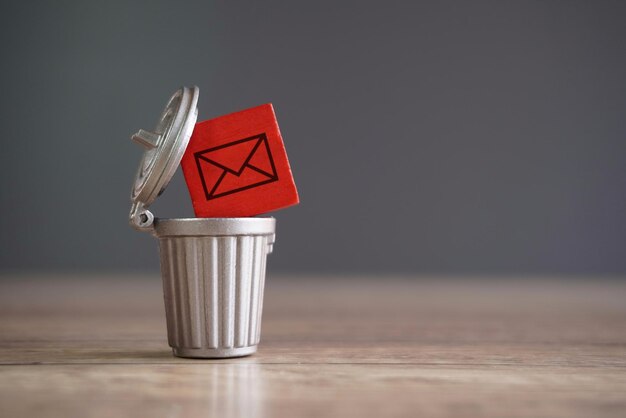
[194,133,279,201]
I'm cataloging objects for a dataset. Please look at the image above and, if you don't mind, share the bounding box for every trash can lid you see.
[130,86,199,208]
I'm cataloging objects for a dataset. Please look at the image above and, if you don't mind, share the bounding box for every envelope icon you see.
[194,133,279,201]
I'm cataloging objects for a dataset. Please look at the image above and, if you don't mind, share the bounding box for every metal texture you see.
[129,86,199,230]
[155,217,276,358]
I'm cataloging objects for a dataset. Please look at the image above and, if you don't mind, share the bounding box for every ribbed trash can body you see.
[154,218,275,358]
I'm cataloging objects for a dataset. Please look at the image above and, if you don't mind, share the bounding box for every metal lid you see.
[129,86,199,230]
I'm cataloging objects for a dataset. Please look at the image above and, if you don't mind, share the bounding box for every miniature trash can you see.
[128,86,276,358]
[155,218,275,358]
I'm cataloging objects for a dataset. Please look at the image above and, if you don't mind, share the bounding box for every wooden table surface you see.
[0,275,625,418]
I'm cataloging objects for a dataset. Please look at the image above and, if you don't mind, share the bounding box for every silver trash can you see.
[155,218,275,358]
[128,86,275,358]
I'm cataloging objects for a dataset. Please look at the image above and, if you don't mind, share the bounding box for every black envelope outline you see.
[194,133,279,201]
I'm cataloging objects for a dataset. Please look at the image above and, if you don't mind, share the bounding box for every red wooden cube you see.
[181,104,299,217]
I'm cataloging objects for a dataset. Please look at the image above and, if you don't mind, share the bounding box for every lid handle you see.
[131,129,161,149]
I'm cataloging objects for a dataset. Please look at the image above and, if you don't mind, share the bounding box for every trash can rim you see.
[153,217,276,237]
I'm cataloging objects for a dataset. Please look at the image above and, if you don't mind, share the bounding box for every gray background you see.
[1,0,624,276]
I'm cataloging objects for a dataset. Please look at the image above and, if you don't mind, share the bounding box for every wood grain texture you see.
[0,275,625,418]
